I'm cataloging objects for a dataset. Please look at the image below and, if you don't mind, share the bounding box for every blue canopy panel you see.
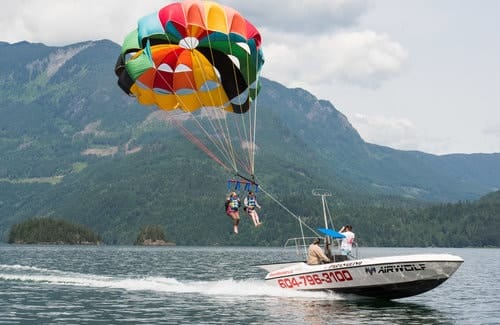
[318,228,345,239]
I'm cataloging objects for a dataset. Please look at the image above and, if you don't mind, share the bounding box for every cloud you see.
[226,0,370,33]
[350,113,452,153]
[483,124,500,138]
[2,1,405,90]
[326,30,408,88]
[226,0,406,90]
[1,0,370,46]
[262,29,407,89]
[351,113,416,145]
[0,0,165,46]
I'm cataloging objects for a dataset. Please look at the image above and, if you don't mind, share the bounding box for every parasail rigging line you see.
[145,36,240,174]
[259,185,321,237]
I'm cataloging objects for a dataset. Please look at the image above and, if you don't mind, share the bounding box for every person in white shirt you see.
[339,225,355,256]
[243,191,262,227]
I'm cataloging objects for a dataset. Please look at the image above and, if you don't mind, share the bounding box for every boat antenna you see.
[298,216,308,256]
[312,189,333,248]
[312,189,332,229]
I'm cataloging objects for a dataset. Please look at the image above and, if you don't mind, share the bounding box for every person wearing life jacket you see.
[225,192,241,234]
[243,191,262,227]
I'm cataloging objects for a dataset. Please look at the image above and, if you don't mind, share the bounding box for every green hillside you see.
[1,40,500,247]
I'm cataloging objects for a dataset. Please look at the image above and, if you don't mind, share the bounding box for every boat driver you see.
[307,238,331,265]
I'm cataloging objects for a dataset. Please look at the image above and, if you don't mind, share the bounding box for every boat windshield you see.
[284,236,358,262]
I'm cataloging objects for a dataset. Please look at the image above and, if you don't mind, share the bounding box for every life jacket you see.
[229,197,239,210]
[247,196,257,208]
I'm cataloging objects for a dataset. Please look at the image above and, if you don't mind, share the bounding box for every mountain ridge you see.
[1,40,500,245]
[2,39,500,200]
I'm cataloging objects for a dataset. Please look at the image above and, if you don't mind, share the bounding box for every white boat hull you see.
[258,253,463,299]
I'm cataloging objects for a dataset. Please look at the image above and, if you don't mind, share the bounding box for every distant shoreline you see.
[136,239,176,246]
[11,241,101,245]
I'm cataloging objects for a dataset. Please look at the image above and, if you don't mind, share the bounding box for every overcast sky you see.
[2,0,499,155]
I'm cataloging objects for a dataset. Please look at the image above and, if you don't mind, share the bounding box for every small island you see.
[8,217,101,245]
[134,225,175,246]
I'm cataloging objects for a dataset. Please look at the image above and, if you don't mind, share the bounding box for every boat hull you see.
[259,253,464,299]
[332,277,448,299]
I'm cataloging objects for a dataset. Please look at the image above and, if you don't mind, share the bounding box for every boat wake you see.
[0,264,341,300]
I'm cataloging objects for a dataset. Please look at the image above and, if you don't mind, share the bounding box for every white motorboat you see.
[256,190,464,299]
[258,252,463,299]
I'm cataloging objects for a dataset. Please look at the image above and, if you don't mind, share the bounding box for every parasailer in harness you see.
[115,1,264,234]
[225,192,241,234]
[244,191,262,227]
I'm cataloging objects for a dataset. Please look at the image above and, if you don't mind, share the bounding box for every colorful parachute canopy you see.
[115,0,264,114]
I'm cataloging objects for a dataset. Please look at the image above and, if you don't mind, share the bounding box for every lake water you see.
[0,245,498,324]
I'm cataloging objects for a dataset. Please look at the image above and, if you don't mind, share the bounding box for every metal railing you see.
[284,236,358,262]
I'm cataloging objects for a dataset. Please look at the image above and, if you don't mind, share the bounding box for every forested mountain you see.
[1,40,499,246]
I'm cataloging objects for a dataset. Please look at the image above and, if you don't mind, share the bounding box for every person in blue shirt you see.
[244,191,262,227]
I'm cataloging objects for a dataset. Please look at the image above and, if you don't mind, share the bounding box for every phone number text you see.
[277,270,353,288]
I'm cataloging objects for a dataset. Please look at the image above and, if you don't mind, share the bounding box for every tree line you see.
[5,191,499,247]
[8,217,101,244]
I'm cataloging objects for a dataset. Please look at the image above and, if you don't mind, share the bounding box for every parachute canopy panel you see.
[115,0,264,114]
